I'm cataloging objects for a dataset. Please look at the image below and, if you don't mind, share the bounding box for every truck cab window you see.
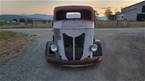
[66,12,81,19]
[55,10,92,21]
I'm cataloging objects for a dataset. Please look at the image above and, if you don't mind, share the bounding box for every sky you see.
[0,0,144,16]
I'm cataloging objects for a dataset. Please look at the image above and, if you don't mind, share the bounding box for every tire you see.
[45,41,53,56]
[52,36,54,41]
[93,41,103,56]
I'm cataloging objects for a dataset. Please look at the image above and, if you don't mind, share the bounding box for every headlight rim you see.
[50,44,58,52]
[90,44,98,52]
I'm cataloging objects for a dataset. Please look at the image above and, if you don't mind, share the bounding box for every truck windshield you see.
[55,10,92,21]
[66,12,81,19]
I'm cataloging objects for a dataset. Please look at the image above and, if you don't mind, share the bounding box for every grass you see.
[0,20,145,28]
[0,20,51,29]
[0,31,17,40]
[0,31,29,64]
[0,21,18,26]
[95,21,145,28]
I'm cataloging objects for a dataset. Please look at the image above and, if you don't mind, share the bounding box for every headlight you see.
[50,44,58,52]
[90,44,98,52]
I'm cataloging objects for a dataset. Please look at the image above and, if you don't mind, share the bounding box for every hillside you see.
[0,14,53,21]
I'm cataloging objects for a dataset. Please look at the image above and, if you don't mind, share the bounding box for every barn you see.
[117,1,145,21]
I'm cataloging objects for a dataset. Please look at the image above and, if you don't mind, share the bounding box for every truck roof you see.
[53,6,95,21]
[54,6,94,12]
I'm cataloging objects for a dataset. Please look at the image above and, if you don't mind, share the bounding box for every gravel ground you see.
[0,28,145,81]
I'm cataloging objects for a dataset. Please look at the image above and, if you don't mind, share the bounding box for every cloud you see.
[0,0,144,15]
[0,0,49,7]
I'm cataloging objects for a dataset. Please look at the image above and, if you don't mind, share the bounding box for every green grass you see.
[0,31,17,40]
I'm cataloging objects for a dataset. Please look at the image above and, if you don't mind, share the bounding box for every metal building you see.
[117,1,145,21]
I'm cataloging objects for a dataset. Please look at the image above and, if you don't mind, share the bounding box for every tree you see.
[95,10,99,16]
[12,19,18,22]
[19,18,25,23]
[94,10,99,21]
[104,8,113,20]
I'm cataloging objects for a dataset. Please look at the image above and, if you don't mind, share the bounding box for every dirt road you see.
[0,28,145,81]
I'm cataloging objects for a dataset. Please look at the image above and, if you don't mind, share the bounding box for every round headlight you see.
[90,44,98,52]
[50,44,58,52]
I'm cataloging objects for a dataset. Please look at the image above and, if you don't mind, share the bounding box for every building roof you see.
[122,1,145,10]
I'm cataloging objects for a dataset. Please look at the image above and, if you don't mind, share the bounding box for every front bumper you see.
[46,55,102,66]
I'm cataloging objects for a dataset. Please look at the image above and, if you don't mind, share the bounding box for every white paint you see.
[54,20,94,60]
[53,20,94,29]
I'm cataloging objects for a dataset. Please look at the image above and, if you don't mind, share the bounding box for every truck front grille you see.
[63,33,85,60]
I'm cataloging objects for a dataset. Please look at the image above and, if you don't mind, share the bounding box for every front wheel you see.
[45,41,54,56]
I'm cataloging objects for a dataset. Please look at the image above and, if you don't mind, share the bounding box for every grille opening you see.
[75,33,85,60]
[63,33,73,60]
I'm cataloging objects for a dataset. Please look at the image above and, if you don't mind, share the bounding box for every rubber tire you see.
[45,41,53,56]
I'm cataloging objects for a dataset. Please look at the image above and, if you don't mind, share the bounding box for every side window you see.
[142,6,145,12]
[81,10,92,20]
[55,11,66,20]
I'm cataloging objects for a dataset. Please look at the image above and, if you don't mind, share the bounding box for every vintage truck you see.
[45,6,103,67]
